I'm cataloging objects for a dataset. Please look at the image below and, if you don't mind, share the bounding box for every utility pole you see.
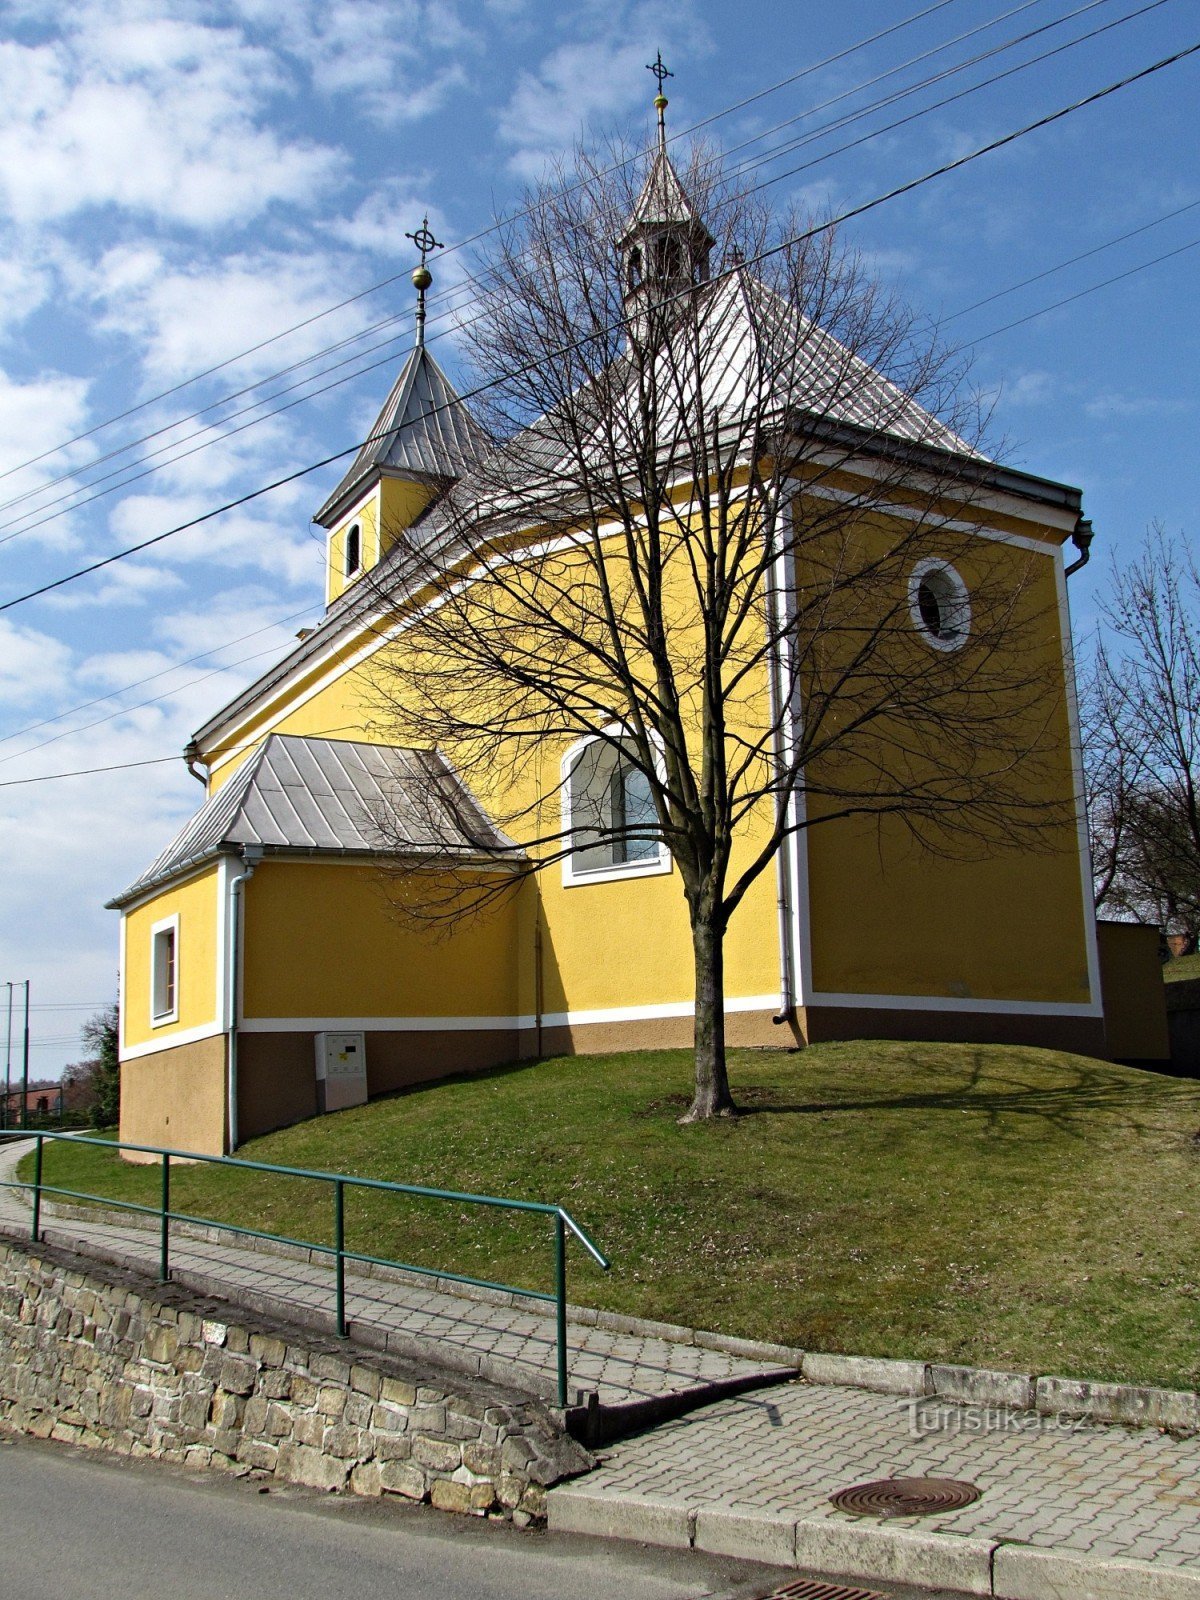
[3,983,10,1131]
[20,981,29,1132]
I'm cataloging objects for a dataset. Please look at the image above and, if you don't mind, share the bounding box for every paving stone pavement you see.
[552,1377,1200,1574]
[0,1139,789,1412]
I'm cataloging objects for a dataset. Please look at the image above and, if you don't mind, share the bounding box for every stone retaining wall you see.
[0,1238,592,1521]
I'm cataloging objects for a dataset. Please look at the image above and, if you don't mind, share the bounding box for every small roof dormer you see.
[315,217,486,606]
[618,56,714,345]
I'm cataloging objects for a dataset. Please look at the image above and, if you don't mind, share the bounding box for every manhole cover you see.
[829,1477,981,1518]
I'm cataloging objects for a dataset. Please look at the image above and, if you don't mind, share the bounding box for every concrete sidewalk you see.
[550,1378,1200,1600]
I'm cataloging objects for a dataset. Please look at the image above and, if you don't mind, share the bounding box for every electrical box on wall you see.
[314,1032,368,1113]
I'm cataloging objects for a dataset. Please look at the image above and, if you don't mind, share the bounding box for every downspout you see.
[1065,516,1094,578]
[765,497,796,1026]
[225,844,263,1153]
[183,740,208,786]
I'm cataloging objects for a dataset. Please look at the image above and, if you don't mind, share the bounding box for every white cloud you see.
[1003,370,1057,407]
[42,559,185,612]
[105,486,324,591]
[91,246,369,387]
[0,619,73,707]
[496,2,710,178]
[230,0,478,127]
[1083,391,1191,422]
[0,18,343,230]
[0,369,92,485]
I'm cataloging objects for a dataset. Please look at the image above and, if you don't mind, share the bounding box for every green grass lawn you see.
[19,1042,1200,1391]
[1164,953,1200,983]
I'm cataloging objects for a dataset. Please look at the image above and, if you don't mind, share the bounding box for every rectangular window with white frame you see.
[562,731,672,886]
[150,914,179,1025]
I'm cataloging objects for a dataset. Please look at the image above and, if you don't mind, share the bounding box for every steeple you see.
[617,55,714,343]
[314,218,485,606]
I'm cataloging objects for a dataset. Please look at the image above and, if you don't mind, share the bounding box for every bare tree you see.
[365,137,1070,1120]
[1082,523,1200,950]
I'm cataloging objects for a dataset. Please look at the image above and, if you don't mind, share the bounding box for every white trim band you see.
[805,990,1102,1017]
[120,1020,224,1062]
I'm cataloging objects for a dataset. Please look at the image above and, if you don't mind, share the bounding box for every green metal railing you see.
[0,1131,610,1406]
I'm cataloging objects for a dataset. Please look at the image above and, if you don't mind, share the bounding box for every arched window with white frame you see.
[562,731,671,885]
[344,522,362,578]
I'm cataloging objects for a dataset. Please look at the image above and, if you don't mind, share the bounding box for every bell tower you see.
[618,54,715,345]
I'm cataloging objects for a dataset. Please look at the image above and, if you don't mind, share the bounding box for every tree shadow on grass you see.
[734,1050,1200,1145]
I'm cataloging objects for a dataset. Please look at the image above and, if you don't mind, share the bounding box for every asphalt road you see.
[0,1433,780,1600]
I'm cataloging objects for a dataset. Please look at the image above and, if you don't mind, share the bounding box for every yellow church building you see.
[109,128,1167,1157]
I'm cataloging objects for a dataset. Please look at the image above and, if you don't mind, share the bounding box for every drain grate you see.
[829,1477,981,1519]
[758,1582,891,1600]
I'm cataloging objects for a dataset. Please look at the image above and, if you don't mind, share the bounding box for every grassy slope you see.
[23,1043,1200,1390]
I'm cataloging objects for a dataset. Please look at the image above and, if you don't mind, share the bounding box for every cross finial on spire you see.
[405,215,443,348]
[646,50,672,147]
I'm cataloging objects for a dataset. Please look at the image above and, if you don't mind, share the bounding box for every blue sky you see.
[0,0,1196,1077]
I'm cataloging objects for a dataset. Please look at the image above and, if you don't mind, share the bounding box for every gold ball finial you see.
[654,93,668,112]
[412,263,432,291]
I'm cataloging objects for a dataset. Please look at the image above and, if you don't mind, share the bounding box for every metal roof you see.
[314,344,487,528]
[109,734,519,907]
[618,148,715,247]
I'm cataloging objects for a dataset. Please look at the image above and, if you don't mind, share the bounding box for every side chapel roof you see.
[108,734,519,907]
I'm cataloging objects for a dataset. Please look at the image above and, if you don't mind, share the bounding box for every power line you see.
[0,635,309,768]
[0,6,1018,543]
[728,0,1119,176]
[7,203,1188,790]
[0,720,365,787]
[970,232,1200,341]
[2,37,1195,620]
[0,0,967,497]
[0,604,319,750]
[945,193,1200,318]
[27,1003,111,1011]
[731,0,1173,186]
[0,2,1178,555]
[0,308,420,532]
[0,756,181,786]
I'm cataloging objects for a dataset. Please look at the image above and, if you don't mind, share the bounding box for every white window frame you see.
[908,558,971,653]
[561,726,672,887]
[150,913,180,1026]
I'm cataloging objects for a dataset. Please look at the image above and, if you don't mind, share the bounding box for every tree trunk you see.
[680,908,737,1122]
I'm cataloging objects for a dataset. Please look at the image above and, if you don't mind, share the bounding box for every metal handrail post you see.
[334,1179,346,1337]
[160,1153,170,1282]
[31,1134,43,1242]
[555,1211,567,1408]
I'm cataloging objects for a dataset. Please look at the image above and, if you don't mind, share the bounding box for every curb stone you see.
[548,1484,1200,1600]
[692,1507,798,1567]
[802,1354,928,1396]
[791,1520,996,1597]
[547,1489,694,1549]
[993,1545,1200,1600]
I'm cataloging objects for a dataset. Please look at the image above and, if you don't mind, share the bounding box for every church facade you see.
[109,131,1166,1158]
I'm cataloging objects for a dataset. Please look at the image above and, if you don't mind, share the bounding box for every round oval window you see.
[909,561,969,650]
